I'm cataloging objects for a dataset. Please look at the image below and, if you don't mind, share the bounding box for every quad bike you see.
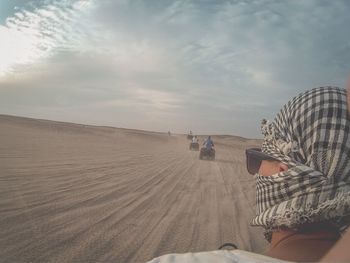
[199,147,215,160]
[189,142,199,151]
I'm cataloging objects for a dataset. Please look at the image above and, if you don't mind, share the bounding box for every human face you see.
[258,160,289,176]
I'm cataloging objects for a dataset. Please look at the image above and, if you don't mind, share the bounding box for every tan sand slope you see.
[0,115,268,263]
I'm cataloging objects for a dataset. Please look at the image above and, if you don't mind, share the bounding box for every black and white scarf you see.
[251,86,350,241]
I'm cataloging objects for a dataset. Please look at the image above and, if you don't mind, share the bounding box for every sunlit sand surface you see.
[0,115,267,263]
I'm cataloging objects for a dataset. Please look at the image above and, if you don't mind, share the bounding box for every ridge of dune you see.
[0,114,261,141]
[0,114,170,136]
[0,114,267,263]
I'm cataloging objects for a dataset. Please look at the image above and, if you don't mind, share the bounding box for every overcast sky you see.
[0,0,349,138]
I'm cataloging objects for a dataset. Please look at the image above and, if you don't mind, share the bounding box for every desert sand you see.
[0,114,268,263]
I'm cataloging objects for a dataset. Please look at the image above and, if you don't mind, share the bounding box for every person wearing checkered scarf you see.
[146,86,350,263]
[249,86,350,260]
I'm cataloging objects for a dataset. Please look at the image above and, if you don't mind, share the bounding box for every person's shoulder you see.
[146,250,293,263]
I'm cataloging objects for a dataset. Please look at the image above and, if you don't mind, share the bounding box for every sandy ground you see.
[0,115,268,263]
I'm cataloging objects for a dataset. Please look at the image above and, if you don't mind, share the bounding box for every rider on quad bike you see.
[203,136,214,150]
[192,136,198,143]
[199,136,215,160]
[189,136,199,150]
[187,130,193,140]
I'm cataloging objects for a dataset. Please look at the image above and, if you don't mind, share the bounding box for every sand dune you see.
[0,115,267,263]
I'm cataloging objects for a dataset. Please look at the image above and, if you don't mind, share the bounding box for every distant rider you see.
[192,136,198,143]
[203,136,214,150]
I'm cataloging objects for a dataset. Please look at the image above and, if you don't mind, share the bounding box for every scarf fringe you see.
[263,194,350,242]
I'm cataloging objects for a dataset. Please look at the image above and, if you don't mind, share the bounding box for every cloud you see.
[0,0,94,75]
[0,0,349,137]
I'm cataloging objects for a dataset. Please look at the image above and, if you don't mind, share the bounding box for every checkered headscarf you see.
[251,86,350,241]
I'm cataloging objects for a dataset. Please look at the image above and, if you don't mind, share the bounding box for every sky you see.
[0,0,349,138]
